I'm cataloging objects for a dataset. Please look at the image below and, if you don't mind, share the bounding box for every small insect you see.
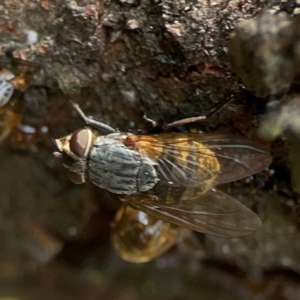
[0,72,14,107]
[54,101,272,238]
[111,205,188,263]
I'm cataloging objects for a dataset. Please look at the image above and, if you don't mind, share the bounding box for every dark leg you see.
[164,115,206,129]
[164,96,234,129]
[68,100,116,133]
[143,114,157,127]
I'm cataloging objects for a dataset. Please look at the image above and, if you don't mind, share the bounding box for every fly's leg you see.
[205,95,234,118]
[68,100,116,133]
[143,114,157,127]
[164,116,207,129]
[164,96,234,129]
[143,113,205,129]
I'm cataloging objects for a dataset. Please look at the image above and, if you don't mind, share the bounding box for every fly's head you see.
[54,128,94,184]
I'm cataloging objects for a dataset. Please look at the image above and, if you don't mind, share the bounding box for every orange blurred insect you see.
[111,205,189,263]
[54,101,272,238]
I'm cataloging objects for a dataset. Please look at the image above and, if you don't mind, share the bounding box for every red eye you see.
[69,128,91,157]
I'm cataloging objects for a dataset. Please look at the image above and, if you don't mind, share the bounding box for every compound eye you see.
[69,128,91,157]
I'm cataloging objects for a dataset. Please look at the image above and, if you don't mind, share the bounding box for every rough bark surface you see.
[1,1,300,299]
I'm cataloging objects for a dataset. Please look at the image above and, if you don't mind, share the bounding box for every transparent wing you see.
[122,188,261,238]
[127,133,272,187]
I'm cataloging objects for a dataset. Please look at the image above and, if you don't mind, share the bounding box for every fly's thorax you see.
[87,132,159,195]
[54,128,96,184]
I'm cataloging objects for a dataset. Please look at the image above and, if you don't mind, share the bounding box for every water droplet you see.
[40,126,48,133]
[17,123,36,133]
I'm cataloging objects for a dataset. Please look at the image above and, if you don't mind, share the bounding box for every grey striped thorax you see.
[88,132,159,194]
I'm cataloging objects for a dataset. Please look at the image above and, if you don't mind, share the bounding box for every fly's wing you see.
[126,133,272,187]
[197,135,272,184]
[122,188,261,238]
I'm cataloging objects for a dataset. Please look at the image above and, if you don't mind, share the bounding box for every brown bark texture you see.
[1,1,300,299]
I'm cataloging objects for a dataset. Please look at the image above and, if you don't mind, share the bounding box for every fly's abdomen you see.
[88,135,158,195]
